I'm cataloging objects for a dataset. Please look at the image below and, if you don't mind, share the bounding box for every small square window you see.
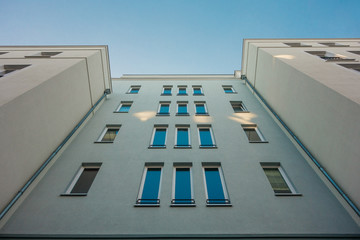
[171,163,195,206]
[176,102,189,116]
[223,85,236,93]
[175,125,191,148]
[202,163,231,206]
[195,102,208,115]
[128,86,140,94]
[177,86,187,95]
[198,125,216,148]
[135,163,163,206]
[261,163,301,196]
[95,125,121,143]
[162,86,172,95]
[242,125,267,143]
[338,63,360,73]
[149,125,167,148]
[231,101,248,113]
[0,64,30,78]
[193,86,203,95]
[61,163,102,196]
[115,101,132,113]
[157,102,170,116]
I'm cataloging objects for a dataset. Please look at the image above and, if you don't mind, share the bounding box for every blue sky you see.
[1,0,359,77]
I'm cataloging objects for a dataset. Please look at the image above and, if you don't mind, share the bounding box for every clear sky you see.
[1,0,359,77]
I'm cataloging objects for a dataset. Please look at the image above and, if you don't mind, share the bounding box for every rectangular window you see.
[195,102,208,115]
[198,125,216,148]
[62,163,102,196]
[284,42,311,47]
[306,51,354,62]
[0,52,8,55]
[202,163,230,206]
[157,102,170,116]
[193,86,203,95]
[115,101,132,113]
[127,85,140,94]
[149,125,167,148]
[175,125,191,148]
[223,85,236,93]
[261,163,300,196]
[242,125,267,143]
[176,102,189,116]
[172,164,194,206]
[319,42,349,47]
[25,52,62,58]
[177,86,187,95]
[338,63,360,73]
[231,101,248,112]
[162,86,172,95]
[136,163,163,206]
[95,125,121,143]
[0,64,30,78]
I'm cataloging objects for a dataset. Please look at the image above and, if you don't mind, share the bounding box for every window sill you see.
[193,94,204,96]
[195,113,209,116]
[206,204,232,207]
[113,111,129,113]
[275,193,302,197]
[199,145,217,149]
[94,141,114,144]
[234,111,250,113]
[325,58,356,62]
[134,204,160,207]
[248,141,269,143]
[60,193,87,196]
[177,94,188,96]
[126,93,138,94]
[161,94,172,96]
[174,145,192,149]
[156,113,170,116]
[148,145,166,149]
[176,113,190,116]
[170,204,196,207]
[225,92,237,94]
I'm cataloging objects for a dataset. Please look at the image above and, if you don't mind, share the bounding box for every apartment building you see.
[0,41,359,239]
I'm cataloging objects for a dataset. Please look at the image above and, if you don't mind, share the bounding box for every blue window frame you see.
[158,103,170,116]
[162,86,172,95]
[136,166,162,206]
[175,127,190,148]
[172,166,194,205]
[195,103,207,115]
[193,86,203,95]
[198,127,216,147]
[150,127,167,148]
[116,102,132,113]
[177,103,189,116]
[203,166,230,205]
[178,87,187,95]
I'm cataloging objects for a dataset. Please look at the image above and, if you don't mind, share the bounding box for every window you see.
[193,86,203,95]
[231,101,248,113]
[261,163,301,196]
[195,102,208,115]
[61,163,101,196]
[306,51,354,62]
[157,102,170,116]
[0,64,30,78]
[348,51,360,55]
[171,164,194,206]
[202,163,231,206]
[149,125,167,148]
[95,125,121,143]
[319,42,349,47]
[176,102,189,116]
[135,163,163,206]
[127,86,140,94]
[114,101,132,113]
[175,125,191,148]
[177,86,187,95]
[284,42,311,47]
[223,85,236,93]
[198,125,216,148]
[162,86,172,95]
[242,124,267,143]
[338,63,360,73]
[0,52,8,55]
[25,52,62,58]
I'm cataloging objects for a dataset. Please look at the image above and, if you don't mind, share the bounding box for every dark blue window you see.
[163,88,171,95]
[152,128,166,147]
[204,168,228,204]
[173,168,193,204]
[193,87,202,95]
[159,104,169,115]
[130,88,139,93]
[139,168,162,204]
[119,104,131,112]
[196,104,206,114]
[178,104,188,115]
[178,88,187,95]
[223,87,234,93]
[176,128,189,147]
[199,128,214,147]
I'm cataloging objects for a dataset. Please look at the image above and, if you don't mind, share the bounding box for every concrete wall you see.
[1,76,359,235]
[242,39,360,213]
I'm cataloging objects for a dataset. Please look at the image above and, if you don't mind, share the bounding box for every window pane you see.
[244,129,261,142]
[232,103,245,112]
[196,104,206,114]
[141,168,162,203]
[204,168,225,203]
[224,88,233,93]
[264,168,291,193]
[130,88,139,93]
[194,88,202,95]
[178,104,187,114]
[119,104,130,112]
[71,168,99,194]
[177,128,189,146]
[163,88,171,94]
[179,88,186,95]
[175,168,191,203]
[153,129,166,146]
[159,104,169,114]
[199,129,213,146]
[102,128,119,142]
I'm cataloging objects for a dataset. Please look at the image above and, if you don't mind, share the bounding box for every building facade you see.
[0,41,359,239]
